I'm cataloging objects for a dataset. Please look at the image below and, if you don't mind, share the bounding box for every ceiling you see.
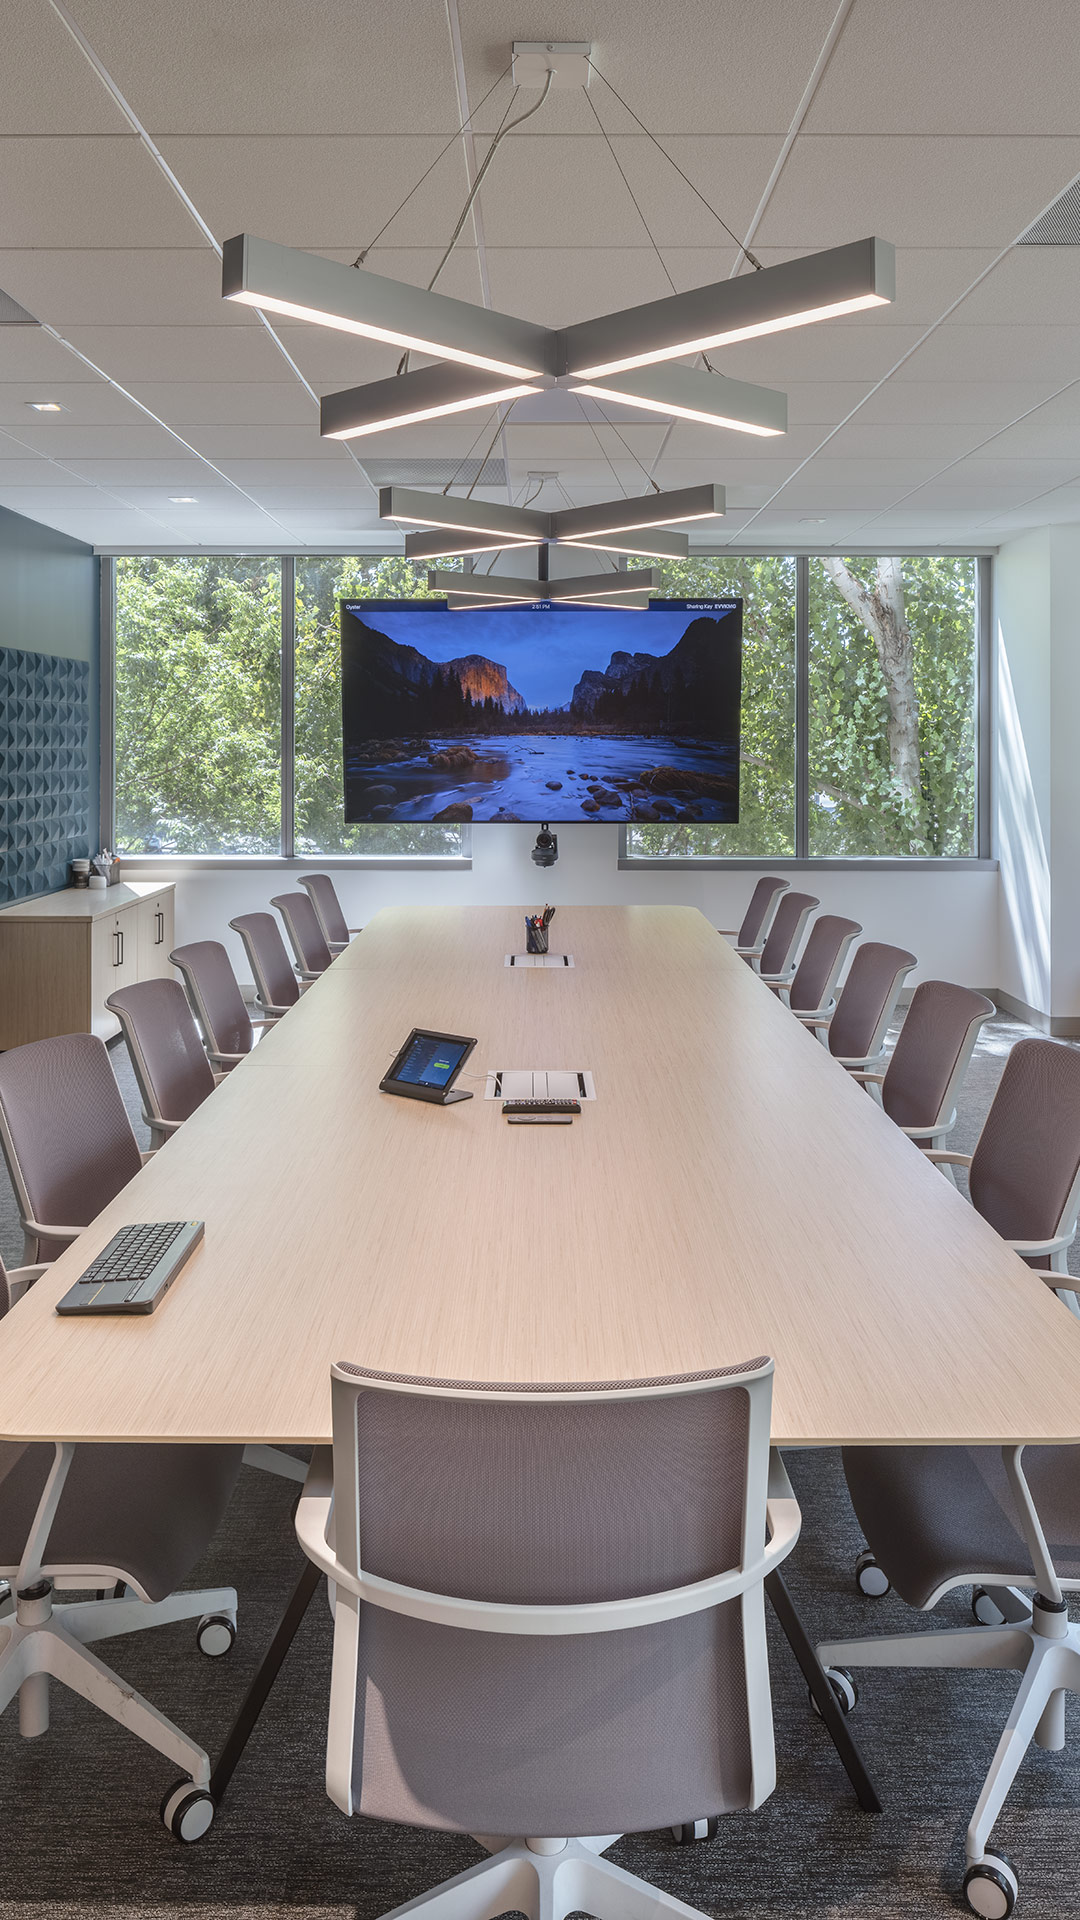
[1,0,1079,554]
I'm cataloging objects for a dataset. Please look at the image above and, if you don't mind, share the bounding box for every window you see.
[808,556,977,857]
[624,556,796,859]
[294,555,462,856]
[114,555,281,855]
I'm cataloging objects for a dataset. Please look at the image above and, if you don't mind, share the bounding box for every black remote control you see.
[502,1098,581,1115]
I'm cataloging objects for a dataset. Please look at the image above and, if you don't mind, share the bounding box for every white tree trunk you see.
[821,555,924,842]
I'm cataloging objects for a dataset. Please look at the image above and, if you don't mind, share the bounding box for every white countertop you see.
[0,880,172,922]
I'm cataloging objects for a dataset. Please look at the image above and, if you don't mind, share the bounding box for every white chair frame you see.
[171,947,277,1069]
[108,991,225,1151]
[772,923,862,1024]
[298,876,362,956]
[756,897,819,987]
[850,997,992,1144]
[719,880,789,966]
[295,1360,800,1920]
[797,955,917,1068]
[228,916,309,1018]
[0,1096,153,1268]
[925,1136,1080,1315]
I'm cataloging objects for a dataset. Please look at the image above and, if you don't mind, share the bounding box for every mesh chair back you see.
[229,912,301,1012]
[827,941,917,1062]
[737,876,788,948]
[759,891,818,978]
[969,1038,1080,1264]
[787,916,862,1016]
[0,1034,142,1262]
[107,978,216,1127]
[299,873,350,947]
[271,892,333,976]
[881,980,994,1134]
[332,1358,771,1838]
[170,940,254,1061]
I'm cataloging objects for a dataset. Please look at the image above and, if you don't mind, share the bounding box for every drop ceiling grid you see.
[0,0,1077,546]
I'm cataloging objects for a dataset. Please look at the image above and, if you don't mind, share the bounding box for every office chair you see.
[717,876,789,963]
[799,940,917,1071]
[771,915,861,1020]
[0,1255,241,1839]
[755,891,819,985]
[270,892,333,980]
[107,978,219,1149]
[0,1033,150,1265]
[298,873,361,954]
[822,1440,1080,1915]
[850,979,994,1149]
[295,1354,800,1920]
[229,911,305,1017]
[170,940,276,1070]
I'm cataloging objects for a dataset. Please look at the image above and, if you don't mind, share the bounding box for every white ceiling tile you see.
[894,326,1080,383]
[126,382,317,425]
[0,138,201,248]
[0,380,144,426]
[712,322,923,384]
[0,329,102,382]
[59,457,215,488]
[0,422,187,460]
[851,382,1067,426]
[58,324,288,383]
[0,248,233,329]
[0,7,129,136]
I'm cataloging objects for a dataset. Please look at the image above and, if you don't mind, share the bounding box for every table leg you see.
[210,1557,322,1806]
[765,1567,882,1814]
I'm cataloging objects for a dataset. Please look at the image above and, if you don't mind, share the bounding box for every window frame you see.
[101,549,992,873]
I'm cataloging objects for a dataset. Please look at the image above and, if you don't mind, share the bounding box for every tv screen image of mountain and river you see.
[340,598,742,825]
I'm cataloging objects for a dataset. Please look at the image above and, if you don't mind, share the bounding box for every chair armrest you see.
[250,1018,278,1032]
[208,1050,246,1068]
[5,1264,47,1304]
[764,1450,802,1572]
[796,1011,832,1030]
[20,1219,83,1246]
[849,1070,886,1085]
[924,1150,974,1169]
[139,1150,158,1164]
[348,927,363,935]
[143,1116,183,1136]
[1006,1235,1074,1261]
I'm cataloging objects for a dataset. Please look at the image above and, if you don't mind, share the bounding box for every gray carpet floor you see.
[0,1018,1077,1919]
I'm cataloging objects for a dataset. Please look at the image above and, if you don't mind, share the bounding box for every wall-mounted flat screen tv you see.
[340,597,741,826]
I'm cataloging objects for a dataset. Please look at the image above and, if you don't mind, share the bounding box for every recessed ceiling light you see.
[27,401,66,413]
[169,496,198,504]
[800,517,826,524]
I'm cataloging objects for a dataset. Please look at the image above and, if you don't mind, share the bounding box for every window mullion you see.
[281,554,295,860]
[795,553,809,860]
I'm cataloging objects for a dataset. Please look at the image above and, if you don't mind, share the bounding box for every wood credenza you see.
[0,882,175,1048]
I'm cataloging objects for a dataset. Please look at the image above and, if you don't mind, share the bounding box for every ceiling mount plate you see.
[511,41,593,88]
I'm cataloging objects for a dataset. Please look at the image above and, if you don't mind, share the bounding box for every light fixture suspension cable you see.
[588,401,663,494]
[583,87,679,299]
[351,62,514,265]
[585,57,763,270]
[425,72,555,296]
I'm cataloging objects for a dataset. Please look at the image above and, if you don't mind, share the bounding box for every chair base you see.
[820,1604,1080,1871]
[374,1835,714,1920]
[0,1577,237,1787]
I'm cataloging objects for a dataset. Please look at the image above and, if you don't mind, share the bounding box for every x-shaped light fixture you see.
[222,231,894,557]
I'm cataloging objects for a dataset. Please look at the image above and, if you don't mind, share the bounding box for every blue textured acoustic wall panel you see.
[0,647,91,905]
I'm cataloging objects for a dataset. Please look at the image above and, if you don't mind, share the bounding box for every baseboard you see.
[986,987,1080,1039]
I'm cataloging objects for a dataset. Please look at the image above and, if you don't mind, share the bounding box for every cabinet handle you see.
[155,909,164,945]
[117,927,124,968]
[112,929,121,967]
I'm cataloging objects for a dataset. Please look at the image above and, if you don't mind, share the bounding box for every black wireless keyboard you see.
[55,1221,205,1316]
[502,1098,581,1115]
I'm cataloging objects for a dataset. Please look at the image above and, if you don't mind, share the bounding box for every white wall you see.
[123,826,1000,994]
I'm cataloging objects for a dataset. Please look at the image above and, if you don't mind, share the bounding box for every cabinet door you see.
[137,890,174,981]
[90,907,138,1039]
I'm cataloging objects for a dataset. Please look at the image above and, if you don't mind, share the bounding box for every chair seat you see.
[0,1441,242,1600]
[843,1442,1080,1609]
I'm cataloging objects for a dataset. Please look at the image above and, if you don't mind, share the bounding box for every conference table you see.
[4,904,1080,1811]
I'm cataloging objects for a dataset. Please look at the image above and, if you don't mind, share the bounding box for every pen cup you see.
[525,918,549,955]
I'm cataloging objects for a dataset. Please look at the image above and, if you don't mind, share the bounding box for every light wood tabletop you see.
[3,904,1080,1451]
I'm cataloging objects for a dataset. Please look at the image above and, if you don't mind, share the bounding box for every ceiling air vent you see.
[1019,180,1080,244]
[361,457,507,488]
[0,288,38,326]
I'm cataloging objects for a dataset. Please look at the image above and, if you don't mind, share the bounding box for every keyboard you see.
[55,1221,205,1316]
[502,1098,581,1116]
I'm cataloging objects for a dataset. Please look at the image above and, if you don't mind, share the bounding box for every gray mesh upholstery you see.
[0,1034,142,1262]
[271,892,333,975]
[827,941,917,1060]
[170,940,254,1060]
[881,980,993,1135]
[843,1443,1080,1610]
[300,874,351,947]
[342,1365,763,1836]
[107,978,216,1126]
[759,892,818,978]
[0,1266,241,1597]
[737,877,788,948]
[229,912,301,1011]
[786,916,861,1016]
[968,1037,1080,1266]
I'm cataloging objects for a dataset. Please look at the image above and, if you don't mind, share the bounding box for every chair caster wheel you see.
[972,1586,1007,1627]
[196,1613,236,1657]
[855,1549,890,1597]
[810,1667,858,1718]
[963,1850,1018,1918]
[670,1818,719,1844]
[160,1778,216,1842]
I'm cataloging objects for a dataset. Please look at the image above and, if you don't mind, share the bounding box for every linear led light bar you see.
[222,234,556,379]
[555,592,653,610]
[574,366,787,436]
[444,594,539,610]
[380,485,550,545]
[551,485,724,543]
[321,365,543,440]
[404,528,536,561]
[560,237,895,378]
[547,568,661,599]
[558,528,689,560]
[427,569,545,602]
